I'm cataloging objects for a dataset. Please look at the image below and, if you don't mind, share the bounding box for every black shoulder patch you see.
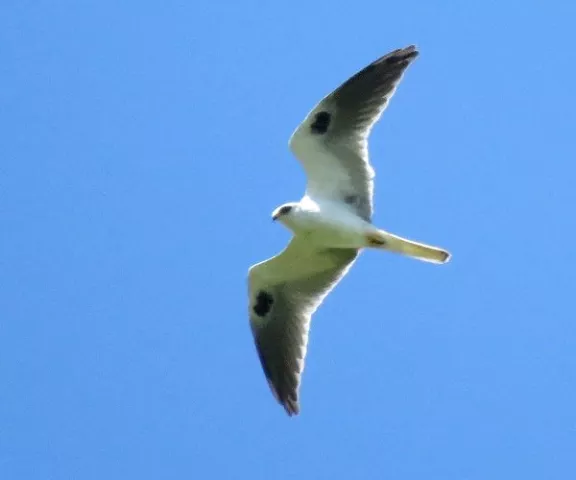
[253,290,274,317]
[310,111,331,134]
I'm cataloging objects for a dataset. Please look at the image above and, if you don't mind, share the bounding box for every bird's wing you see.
[248,237,358,416]
[289,45,419,221]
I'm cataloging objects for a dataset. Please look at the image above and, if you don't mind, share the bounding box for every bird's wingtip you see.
[283,400,300,417]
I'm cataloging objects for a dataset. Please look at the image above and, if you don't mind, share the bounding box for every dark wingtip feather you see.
[381,45,419,65]
[255,337,301,417]
[262,376,300,416]
[283,397,300,416]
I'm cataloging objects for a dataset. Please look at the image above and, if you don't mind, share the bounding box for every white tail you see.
[365,229,451,264]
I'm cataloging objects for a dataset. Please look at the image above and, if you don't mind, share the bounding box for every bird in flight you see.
[248,45,451,416]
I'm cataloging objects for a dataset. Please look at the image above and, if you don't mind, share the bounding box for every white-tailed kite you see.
[248,45,450,416]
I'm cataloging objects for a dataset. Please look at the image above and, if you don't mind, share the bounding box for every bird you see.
[247,45,451,416]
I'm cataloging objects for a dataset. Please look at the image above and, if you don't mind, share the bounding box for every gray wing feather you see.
[289,45,419,221]
[324,45,419,144]
[248,239,358,415]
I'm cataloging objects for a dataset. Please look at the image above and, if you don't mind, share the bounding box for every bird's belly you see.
[295,210,369,249]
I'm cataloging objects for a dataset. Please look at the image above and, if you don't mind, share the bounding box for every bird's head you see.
[271,202,298,223]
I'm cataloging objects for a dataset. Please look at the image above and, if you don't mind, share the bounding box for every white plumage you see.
[248,45,450,416]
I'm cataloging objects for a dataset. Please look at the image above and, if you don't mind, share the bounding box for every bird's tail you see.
[365,229,451,264]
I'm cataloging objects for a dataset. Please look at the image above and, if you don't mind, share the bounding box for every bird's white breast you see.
[288,196,371,249]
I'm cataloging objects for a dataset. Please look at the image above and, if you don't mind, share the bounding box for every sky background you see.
[2,1,576,479]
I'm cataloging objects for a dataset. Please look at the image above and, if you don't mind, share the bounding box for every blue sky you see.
[2,1,576,479]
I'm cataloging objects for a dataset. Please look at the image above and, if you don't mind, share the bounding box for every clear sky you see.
[2,1,576,479]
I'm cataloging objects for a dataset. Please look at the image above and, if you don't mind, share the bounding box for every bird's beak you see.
[272,213,279,222]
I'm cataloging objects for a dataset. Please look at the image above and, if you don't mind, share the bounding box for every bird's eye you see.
[280,205,292,215]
